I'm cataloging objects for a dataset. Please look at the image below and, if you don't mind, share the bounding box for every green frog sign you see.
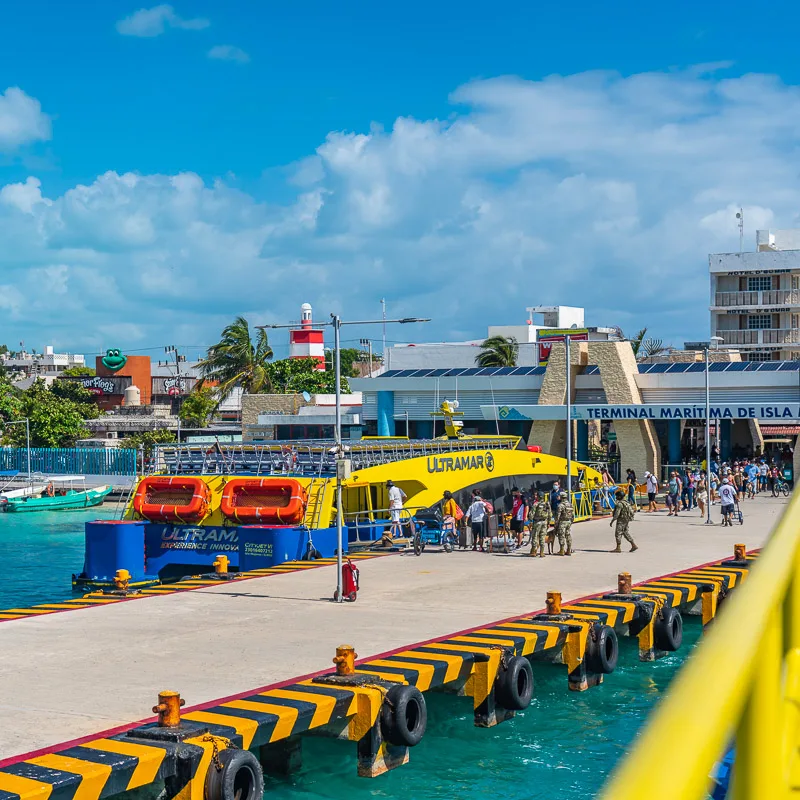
[101,348,127,372]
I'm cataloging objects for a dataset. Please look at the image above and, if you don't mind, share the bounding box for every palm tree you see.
[475,335,519,367]
[616,326,669,361]
[199,316,274,397]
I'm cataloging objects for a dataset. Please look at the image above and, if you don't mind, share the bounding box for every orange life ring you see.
[220,477,307,525]
[133,476,210,523]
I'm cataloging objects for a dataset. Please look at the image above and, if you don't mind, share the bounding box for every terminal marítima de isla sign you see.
[482,404,800,421]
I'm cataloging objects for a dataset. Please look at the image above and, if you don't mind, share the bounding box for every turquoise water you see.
[0,504,116,607]
[0,508,697,798]
[263,628,701,800]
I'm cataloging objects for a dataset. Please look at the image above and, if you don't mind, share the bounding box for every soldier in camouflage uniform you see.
[610,489,638,553]
[553,491,574,556]
[528,491,551,558]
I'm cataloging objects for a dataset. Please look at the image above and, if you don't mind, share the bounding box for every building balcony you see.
[716,328,800,347]
[712,289,800,309]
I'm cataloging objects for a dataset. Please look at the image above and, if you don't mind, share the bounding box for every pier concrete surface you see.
[0,495,786,759]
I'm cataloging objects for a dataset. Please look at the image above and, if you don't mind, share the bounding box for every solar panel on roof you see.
[444,368,468,377]
[646,363,671,373]
[709,362,728,372]
[742,362,761,371]
[665,363,689,373]
[685,363,706,372]
[493,367,517,375]
[583,365,600,375]
[381,370,401,378]
[426,369,450,377]
[757,362,782,371]
[778,361,800,371]
[724,362,748,371]
[473,368,497,376]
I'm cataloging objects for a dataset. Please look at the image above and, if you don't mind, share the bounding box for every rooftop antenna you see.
[736,208,744,253]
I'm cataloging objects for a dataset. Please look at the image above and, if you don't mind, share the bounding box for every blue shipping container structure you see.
[0,447,137,476]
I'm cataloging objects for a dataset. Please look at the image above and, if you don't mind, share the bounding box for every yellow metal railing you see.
[600,491,800,800]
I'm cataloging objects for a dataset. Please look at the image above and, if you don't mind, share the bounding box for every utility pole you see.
[381,299,386,365]
[164,345,186,443]
[260,312,430,602]
[359,338,373,377]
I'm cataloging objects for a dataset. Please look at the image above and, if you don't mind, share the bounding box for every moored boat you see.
[4,477,112,512]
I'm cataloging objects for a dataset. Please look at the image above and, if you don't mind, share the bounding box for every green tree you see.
[119,429,176,459]
[198,316,274,397]
[324,348,366,378]
[61,365,96,377]
[621,327,669,361]
[267,358,350,394]
[0,377,22,423]
[475,335,519,367]
[179,386,218,428]
[51,380,102,419]
[3,380,90,447]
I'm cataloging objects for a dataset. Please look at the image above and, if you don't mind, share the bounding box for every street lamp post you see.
[704,336,724,524]
[565,335,572,501]
[260,313,429,602]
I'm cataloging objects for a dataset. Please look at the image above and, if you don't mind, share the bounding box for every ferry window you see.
[747,315,772,330]
[748,276,772,292]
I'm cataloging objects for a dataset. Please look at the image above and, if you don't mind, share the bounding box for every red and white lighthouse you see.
[289,302,325,370]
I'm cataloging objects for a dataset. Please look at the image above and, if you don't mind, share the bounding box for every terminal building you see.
[352,340,800,481]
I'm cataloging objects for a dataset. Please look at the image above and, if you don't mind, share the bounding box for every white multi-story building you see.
[1,345,86,377]
[710,230,800,361]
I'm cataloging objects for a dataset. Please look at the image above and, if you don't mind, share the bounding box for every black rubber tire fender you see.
[654,606,683,652]
[584,623,619,674]
[204,748,264,800]
[380,685,427,747]
[495,655,534,710]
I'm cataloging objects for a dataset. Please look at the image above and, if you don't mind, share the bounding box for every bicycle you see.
[772,478,791,498]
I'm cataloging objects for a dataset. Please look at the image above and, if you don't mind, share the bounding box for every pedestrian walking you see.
[644,471,659,512]
[465,491,488,551]
[666,471,682,516]
[610,489,638,553]
[626,468,638,509]
[528,491,551,558]
[696,473,708,517]
[553,491,574,556]
[510,487,528,549]
[442,490,461,541]
[719,478,737,526]
[386,480,407,539]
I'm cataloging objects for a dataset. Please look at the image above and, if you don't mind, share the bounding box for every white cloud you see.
[0,177,51,213]
[5,66,800,353]
[116,4,209,37]
[0,88,51,150]
[207,45,250,64]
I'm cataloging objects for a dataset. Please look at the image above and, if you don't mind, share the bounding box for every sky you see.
[1,1,800,360]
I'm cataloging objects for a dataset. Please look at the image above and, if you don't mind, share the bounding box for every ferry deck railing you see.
[153,438,519,476]
[599,489,800,800]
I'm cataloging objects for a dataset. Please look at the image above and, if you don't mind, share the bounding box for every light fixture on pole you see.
[704,336,724,524]
[259,313,430,602]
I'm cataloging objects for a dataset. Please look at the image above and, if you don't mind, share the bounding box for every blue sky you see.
[1,1,800,359]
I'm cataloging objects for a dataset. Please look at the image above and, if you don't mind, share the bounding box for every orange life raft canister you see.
[220,478,307,525]
[133,476,211,523]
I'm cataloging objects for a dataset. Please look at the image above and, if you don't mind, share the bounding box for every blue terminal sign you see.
[483,404,800,421]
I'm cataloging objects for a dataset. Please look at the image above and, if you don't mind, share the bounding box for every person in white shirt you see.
[718,478,737,527]
[758,461,769,492]
[465,491,488,552]
[386,480,407,538]
[644,471,658,513]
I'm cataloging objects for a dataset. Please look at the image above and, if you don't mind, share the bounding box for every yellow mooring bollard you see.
[734,543,747,561]
[546,591,562,615]
[618,572,632,594]
[114,569,130,591]
[333,645,357,675]
[213,554,229,574]
[152,691,185,727]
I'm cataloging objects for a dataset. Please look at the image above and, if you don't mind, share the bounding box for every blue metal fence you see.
[0,447,137,476]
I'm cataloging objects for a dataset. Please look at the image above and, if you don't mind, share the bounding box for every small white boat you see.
[0,471,47,510]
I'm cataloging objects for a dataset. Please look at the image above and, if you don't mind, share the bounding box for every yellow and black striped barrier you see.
[0,545,757,800]
[0,553,385,624]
